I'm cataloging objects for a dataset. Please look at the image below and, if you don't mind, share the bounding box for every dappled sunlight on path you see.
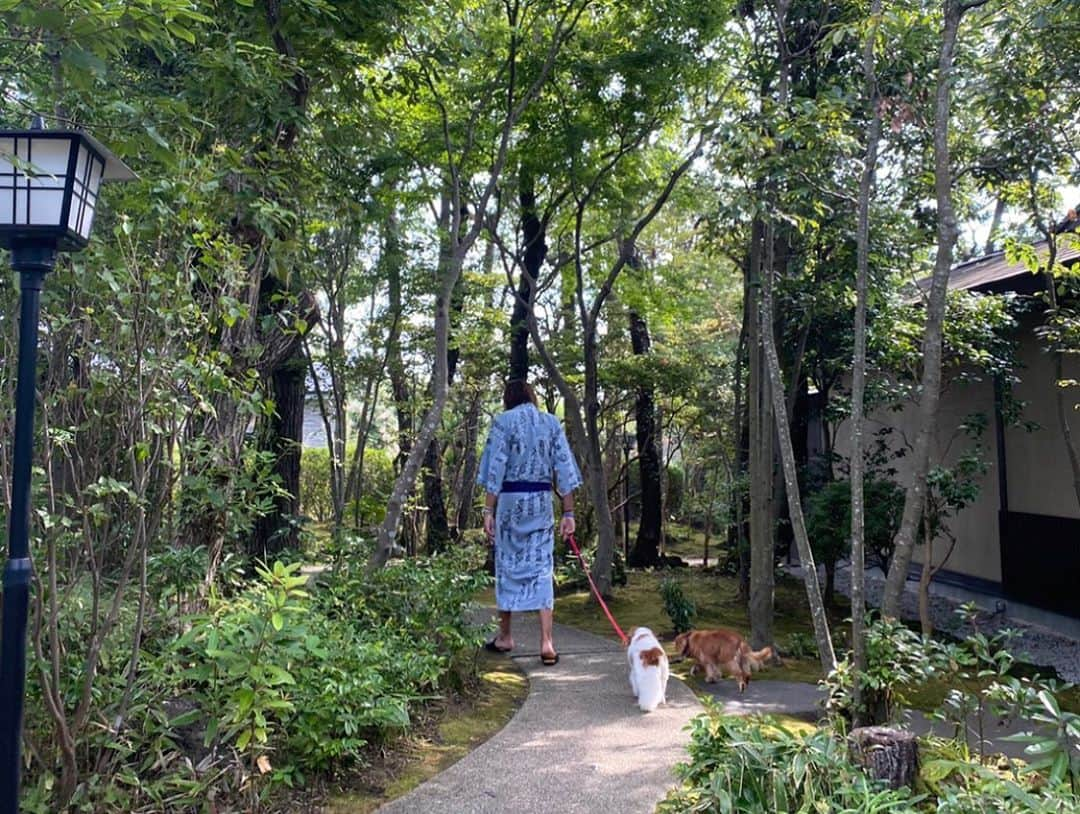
[376,615,702,814]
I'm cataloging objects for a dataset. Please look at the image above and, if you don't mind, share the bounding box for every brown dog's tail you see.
[737,644,774,676]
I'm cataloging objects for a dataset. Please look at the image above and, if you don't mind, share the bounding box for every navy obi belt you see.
[500,481,552,493]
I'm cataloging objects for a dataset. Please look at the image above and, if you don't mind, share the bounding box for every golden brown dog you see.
[673,628,775,692]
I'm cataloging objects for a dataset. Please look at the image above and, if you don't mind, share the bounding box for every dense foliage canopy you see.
[1,0,1078,809]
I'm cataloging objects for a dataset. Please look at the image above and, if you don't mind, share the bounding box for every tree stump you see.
[848,726,919,790]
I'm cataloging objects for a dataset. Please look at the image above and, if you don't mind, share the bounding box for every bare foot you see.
[485,635,514,653]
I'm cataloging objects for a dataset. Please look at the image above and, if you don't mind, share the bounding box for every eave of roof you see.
[945,239,1080,294]
[911,221,1080,298]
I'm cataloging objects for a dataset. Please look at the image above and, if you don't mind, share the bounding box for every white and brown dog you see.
[627,626,669,713]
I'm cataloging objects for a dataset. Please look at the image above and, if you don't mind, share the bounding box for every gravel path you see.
[789,563,1080,683]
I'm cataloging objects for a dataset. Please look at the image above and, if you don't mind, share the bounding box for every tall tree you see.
[626,243,664,568]
[746,215,776,648]
[370,1,587,569]
[883,0,985,618]
[509,168,546,381]
[849,0,885,723]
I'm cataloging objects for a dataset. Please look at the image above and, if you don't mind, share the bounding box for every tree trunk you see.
[510,170,545,381]
[372,255,459,569]
[919,506,935,636]
[422,215,466,555]
[454,390,483,532]
[747,215,775,649]
[529,311,616,595]
[250,349,306,559]
[627,247,662,568]
[734,300,751,601]
[850,0,884,726]
[384,210,416,552]
[374,183,459,569]
[762,221,837,674]
[985,195,1005,254]
[1040,237,1080,508]
[583,325,617,594]
[421,440,451,553]
[239,0,315,561]
[849,727,919,791]
[883,0,967,619]
[702,471,720,569]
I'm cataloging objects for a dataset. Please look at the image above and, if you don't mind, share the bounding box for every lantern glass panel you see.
[0,135,76,229]
[0,137,17,226]
[68,144,104,240]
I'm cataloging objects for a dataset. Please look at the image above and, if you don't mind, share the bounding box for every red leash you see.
[564,534,629,646]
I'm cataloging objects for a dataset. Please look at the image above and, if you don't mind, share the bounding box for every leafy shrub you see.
[668,607,1080,814]
[824,616,948,726]
[988,680,1080,796]
[659,577,696,634]
[805,477,905,601]
[921,734,1080,813]
[665,465,685,518]
[785,631,819,660]
[931,605,1080,791]
[660,707,919,813]
[555,537,594,591]
[664,704,1079,813]
[174,561,311,805]
[21,541,491,812]
[299,445,394,524]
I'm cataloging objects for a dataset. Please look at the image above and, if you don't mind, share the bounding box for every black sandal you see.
[484,640,512,653]
[540,652,559,666]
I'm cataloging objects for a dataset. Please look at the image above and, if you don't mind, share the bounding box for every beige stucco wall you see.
[833,311,1080,586]
[833,369,1002,584]
[1004,315,1080,520]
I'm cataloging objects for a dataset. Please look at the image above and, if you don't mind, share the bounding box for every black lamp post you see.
[0,117,134,810]
[622,433,634,562]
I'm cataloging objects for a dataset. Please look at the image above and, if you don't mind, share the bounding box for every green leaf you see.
[271,611,284,631]
[1022,739,1059,756]
[168,23,196,45]
[168,709,202,727]
[1037,689,1061,717]
[921,758,960,783]
[1050,751,1068,784]
[263,664,296,686]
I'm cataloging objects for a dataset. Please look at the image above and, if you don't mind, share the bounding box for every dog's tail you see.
[738,644,774,675]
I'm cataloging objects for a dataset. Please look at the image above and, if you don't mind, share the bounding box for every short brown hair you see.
[503,379,538,410]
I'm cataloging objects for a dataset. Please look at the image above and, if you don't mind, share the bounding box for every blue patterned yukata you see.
[477,403,582,611]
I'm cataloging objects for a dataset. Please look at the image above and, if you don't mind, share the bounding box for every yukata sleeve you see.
[477,416,510,494]
[551,418,583,495]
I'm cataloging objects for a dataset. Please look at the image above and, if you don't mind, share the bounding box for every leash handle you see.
[564,534,629,646]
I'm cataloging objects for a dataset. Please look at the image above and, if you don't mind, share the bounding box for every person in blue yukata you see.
[477,379,582,665]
